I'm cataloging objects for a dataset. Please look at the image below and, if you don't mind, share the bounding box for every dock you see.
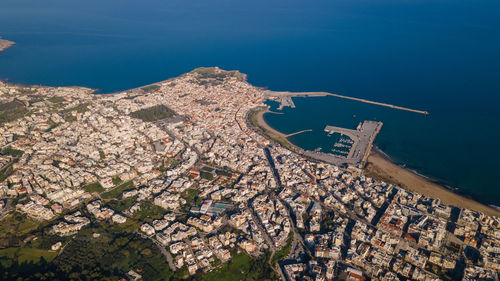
[323,121,383,166]
[294,121,383,167]
[276,95,295,110]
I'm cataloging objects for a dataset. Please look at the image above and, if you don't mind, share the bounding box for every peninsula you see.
[0,67,498,280]
[0,37,15,53]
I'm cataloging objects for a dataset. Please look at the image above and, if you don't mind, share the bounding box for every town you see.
[0,67,498,280]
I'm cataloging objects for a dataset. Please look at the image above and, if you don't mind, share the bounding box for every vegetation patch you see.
[201,166,214,173]
[47,96,66,104]
[0,101,28,125]
[216,169,232,178]
[112,176,123,185]
[0,247,58,269]
[62,103,89,114]
[82,182,105,193]
[192,253,277,281]
[0,162,15,182]
[132,201,166,223]
[130,104,176,122]
[200,171,214,181]
[1,146,24,157]
[141,84,161,92]
[0,223,175,281]
[0,212,40,239]
[106,197,137,213]
[98,150,105,160]
[272,232,293,264]
[181,189,201,206]
[101,181,134,199]
[192,67,246,82]
[27,234,70,251]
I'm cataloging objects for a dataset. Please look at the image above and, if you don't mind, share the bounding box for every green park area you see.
[0,222,180,280]
[101,181,134,199]
[0,247,58,268]
[0,100,28,125]
[192,252,277,281]
[141,84,161,92]
[0,212,39,240]
[82,182,105,193]
[130,104,175,122]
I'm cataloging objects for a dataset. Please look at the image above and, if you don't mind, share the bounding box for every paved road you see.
[152,239,176,271]
[137,231,176,271]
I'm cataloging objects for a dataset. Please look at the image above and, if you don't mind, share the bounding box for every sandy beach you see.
[252,109,287,140]
[254,108,499,217]
[365,148,500,217]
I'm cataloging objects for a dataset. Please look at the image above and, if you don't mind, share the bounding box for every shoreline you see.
[0,38,15,53]
[2,71,498,217]
[365,147,500,217]
[253,109,287,140]
[256,108,500,217]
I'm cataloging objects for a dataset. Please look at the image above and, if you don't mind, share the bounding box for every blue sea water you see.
[0,0,499,205]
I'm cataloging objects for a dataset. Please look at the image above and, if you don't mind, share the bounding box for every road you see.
[137,231,176,271]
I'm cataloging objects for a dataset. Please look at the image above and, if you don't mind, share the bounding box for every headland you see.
[0,38,15,53]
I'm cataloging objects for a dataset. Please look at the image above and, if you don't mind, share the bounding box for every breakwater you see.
[264,90,429,115]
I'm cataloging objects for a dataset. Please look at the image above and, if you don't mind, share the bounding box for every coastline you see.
[256,108,500,217]
[365,147,500,217]
[0,38,15,53]
[252,108,287,140]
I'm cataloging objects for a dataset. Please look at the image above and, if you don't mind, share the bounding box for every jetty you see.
[285,129,312,138]
[264,90,429,115]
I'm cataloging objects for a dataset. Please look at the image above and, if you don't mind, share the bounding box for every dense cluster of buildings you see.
[0,69,498,280]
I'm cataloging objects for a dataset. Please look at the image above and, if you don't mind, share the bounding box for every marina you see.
[285,121,383,168]
[324,121,383,166]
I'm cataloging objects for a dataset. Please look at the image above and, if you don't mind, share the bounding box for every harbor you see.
[264,90,429,115]
[324,121,383,165]
[280,121,383,168]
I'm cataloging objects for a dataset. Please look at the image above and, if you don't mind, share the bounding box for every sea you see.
[0,0,499,206]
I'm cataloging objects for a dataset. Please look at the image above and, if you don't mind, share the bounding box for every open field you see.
[82,182,105,193]
[0,212,40,239]
[194,253,277,281]
[101,181,134,199]
[0,247,58,267]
